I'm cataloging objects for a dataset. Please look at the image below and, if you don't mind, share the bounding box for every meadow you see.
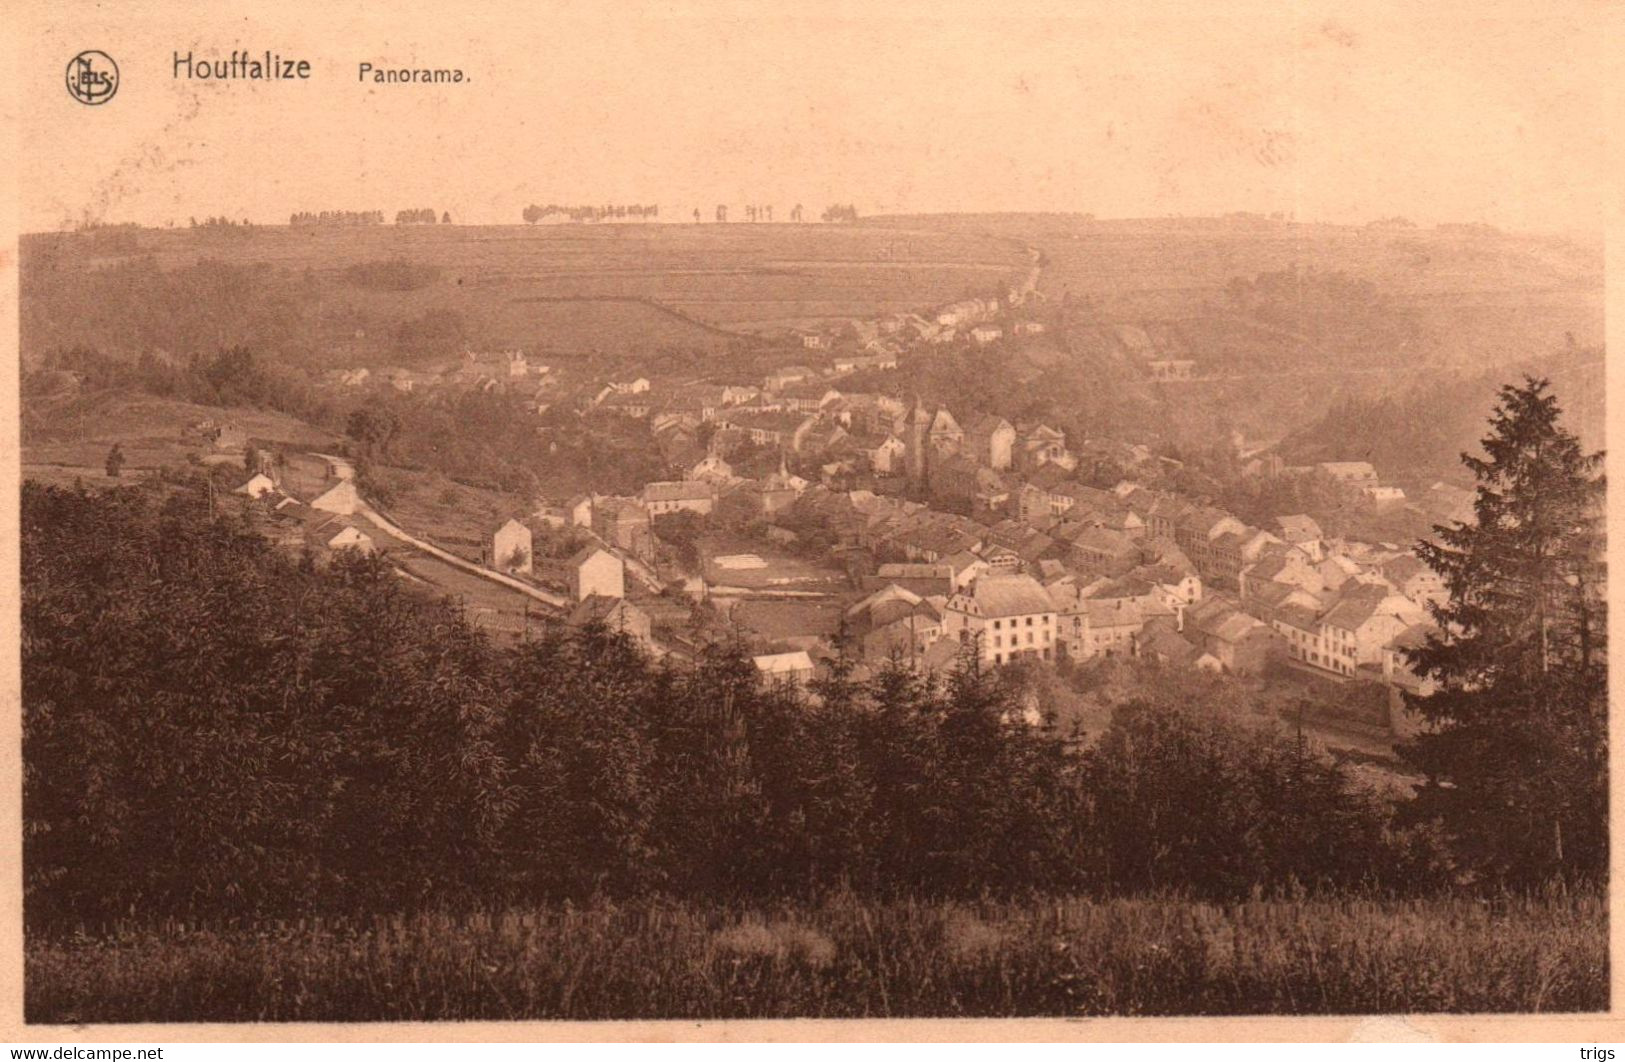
[27,891,1605,1023]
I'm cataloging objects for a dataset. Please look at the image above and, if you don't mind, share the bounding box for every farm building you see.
[302,513,375,557]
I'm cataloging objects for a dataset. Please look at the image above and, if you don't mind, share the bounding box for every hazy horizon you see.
[20,1,1613,237]
[26,211,1604,242]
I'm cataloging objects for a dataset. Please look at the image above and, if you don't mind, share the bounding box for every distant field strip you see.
[764,259,1024,271]
[503,294,765,339]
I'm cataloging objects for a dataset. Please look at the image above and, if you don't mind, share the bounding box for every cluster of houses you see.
[233,463,379,559]
[486,513,661,649]
[295,276,1446,722]
[541,347,1451,710]
[782,477,1444,713]
[300,335,1454,722]
[318,349,559,412]
[788,275,1044,355]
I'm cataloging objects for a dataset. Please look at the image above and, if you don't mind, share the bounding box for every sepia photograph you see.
[6,0,1614,1035]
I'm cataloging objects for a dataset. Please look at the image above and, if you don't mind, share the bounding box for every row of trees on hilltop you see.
[518,203,856,223]
[290,210,385,226]
[522,204,660,223]
[396,208,452,224]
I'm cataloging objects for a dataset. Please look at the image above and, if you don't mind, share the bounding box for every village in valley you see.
[19,0,1615,1024]
[188,252,1483,760]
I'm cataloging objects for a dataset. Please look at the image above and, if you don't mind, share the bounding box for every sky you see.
[17,0,1619,233]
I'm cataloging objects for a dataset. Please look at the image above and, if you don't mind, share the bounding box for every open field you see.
[26,891,1605,1022]
[702,535,850,592]
[20,223,1030,366]
[391,552,556,641]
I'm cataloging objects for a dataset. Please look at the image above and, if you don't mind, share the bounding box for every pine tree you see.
[1402,376,1606,885]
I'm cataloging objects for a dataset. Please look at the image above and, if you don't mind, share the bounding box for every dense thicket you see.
[1275,349,1603,486]
[23,480,1417,929]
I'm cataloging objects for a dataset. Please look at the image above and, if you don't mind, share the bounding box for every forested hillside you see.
[25,478,1437,930]
[1276,347,1604,486]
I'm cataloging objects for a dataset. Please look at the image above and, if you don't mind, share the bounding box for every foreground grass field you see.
[28,892,1605,1022]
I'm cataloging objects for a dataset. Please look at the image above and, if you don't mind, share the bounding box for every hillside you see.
[21,216,1603,463]
[19,223,1029,370]
[1275,347,1606,488]
[20,388,340,489]
[874,213,1602,365]
[857,214,1602,456]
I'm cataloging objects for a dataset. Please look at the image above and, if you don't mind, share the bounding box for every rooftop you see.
[754,650,815,674]
[963,574,1056,618]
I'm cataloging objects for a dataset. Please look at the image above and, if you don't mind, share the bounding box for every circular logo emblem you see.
[66,51,119,105]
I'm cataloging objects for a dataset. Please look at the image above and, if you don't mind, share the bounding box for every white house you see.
[302,513,374,556]
[234,472,277,498]
[566,494,594,528]
[965,415,1016,470]
[753,650,816,687]
[1312,584,1429,677]
[491,518,533,574]
[569,545,625,602]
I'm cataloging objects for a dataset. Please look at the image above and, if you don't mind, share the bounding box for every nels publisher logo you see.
[66,50,119,105]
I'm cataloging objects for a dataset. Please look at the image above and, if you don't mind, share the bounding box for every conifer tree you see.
[1402,377,1606,884]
